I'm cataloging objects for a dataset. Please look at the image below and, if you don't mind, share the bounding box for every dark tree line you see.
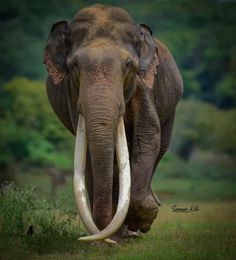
[1,0,235,108]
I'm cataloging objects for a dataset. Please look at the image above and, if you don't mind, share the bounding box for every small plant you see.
[0,183,81,237]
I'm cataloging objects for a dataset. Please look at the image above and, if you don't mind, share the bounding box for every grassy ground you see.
[1,200,235,259]
[1,174,235,259]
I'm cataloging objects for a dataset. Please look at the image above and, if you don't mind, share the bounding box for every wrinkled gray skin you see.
[43,5,183,238]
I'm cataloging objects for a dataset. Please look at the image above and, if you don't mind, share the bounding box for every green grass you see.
[2,174,235,259]
[0,200,235,259]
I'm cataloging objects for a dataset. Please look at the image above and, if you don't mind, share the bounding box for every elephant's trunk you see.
[84,96,119,229]
[74,85,131,242]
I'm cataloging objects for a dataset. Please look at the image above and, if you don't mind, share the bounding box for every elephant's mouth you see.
[73,114,131,243]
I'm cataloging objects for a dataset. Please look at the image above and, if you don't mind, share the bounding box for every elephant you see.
[43,4,183,242]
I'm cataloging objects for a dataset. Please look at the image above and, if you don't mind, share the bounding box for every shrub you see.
[0,183,80,237]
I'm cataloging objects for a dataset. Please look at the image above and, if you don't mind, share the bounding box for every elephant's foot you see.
[110,224,141,242]
[121,226,142,238]
[127,192,159,233]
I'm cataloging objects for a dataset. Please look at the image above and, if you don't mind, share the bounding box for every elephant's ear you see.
[43,21,70,85]
[137,24,159,88]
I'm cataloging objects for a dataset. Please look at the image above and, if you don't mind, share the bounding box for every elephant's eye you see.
[123,58,136,76]
[126,58,133,69]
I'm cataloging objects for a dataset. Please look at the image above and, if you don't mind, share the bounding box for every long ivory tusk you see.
[78,117,131,242]
[74,115,116,243]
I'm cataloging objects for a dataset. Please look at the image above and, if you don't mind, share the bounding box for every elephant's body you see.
[44,4,183,239]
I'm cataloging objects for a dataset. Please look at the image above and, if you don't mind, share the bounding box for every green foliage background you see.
[0,0,235,185]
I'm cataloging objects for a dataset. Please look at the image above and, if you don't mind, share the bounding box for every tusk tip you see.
[105,238,117,244]
[78,236,91,242]
[78,236,117,244]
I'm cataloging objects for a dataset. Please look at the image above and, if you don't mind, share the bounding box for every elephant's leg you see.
[126,109,161,233]
[154,111,175,169]
[127,139,161,233]
[149,111,176,205]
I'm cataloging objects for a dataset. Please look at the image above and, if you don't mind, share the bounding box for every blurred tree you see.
[0,0,236,108]
[0,77,74,177]
[172,99,236,159]
[0,0,85,80]
[212,109,236,155]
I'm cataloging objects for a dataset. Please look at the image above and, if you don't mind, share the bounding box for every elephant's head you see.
[43,5,159,242]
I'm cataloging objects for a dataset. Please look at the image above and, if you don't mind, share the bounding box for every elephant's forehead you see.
[72,4,134,24]
[70,5,139,44]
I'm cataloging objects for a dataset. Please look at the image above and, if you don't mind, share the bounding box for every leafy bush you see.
[0,183,80,237]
